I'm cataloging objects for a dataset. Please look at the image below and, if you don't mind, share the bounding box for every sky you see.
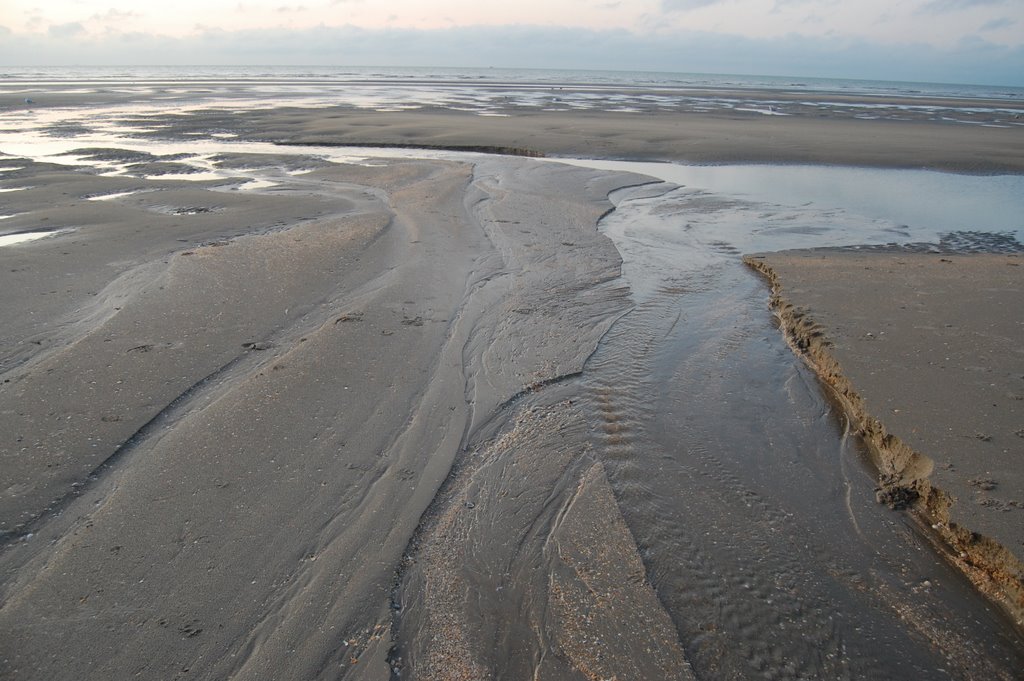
[2,0,1023,85]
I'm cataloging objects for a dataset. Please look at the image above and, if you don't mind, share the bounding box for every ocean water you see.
[2,65,1023,126]
[3,65,1023,99]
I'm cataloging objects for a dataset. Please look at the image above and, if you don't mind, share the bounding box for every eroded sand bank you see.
[745,250,1024,624]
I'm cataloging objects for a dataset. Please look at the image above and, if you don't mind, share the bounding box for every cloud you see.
[662,0,722,11]
[921,0,1008,13]
[90,9,141,21]
[2,23,1022,86]
[772,0,839,9]
[980,16,1015,30]
[48,22,86,39]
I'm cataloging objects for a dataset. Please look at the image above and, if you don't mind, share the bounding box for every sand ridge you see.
[267,108,1024,172]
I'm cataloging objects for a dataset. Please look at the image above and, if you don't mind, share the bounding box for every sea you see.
[3,65,1024,126]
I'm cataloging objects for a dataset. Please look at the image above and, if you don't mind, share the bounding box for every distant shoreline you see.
[3,66,1022,174]
[4,64,1024,98]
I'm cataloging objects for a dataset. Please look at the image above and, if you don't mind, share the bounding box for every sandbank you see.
[157,105,1024,173]
[275,108,1024,172]
[745,250,1024,623]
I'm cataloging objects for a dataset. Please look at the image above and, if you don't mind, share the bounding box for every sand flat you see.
[3,93,1024,678]
[266,108,1024,172]
[0,151,685,679]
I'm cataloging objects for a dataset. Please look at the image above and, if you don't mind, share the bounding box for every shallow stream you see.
[578,176,1024,678]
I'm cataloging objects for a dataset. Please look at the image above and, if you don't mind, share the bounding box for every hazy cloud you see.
[48,22,86,38]
[662,0,722,12]
[769,0,837,17]
[980,16,1014,30]
[772,0,839,9]
[921,0,1008,13]
[90,9,141,21]
[2,23,1021,86]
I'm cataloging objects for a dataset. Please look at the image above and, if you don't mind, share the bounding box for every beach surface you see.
[272,108,1024,172]
[2,90,1024,678]
[0,148,701,678]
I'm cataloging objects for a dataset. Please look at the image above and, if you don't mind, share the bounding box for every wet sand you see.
[2,99,1024,678]
[130,104,1024,173]
[745,250,1024,623]
[275,109,1024,172]
[0,149,690,678]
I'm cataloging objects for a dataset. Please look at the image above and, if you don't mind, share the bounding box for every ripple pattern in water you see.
[578,183,1024,679]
